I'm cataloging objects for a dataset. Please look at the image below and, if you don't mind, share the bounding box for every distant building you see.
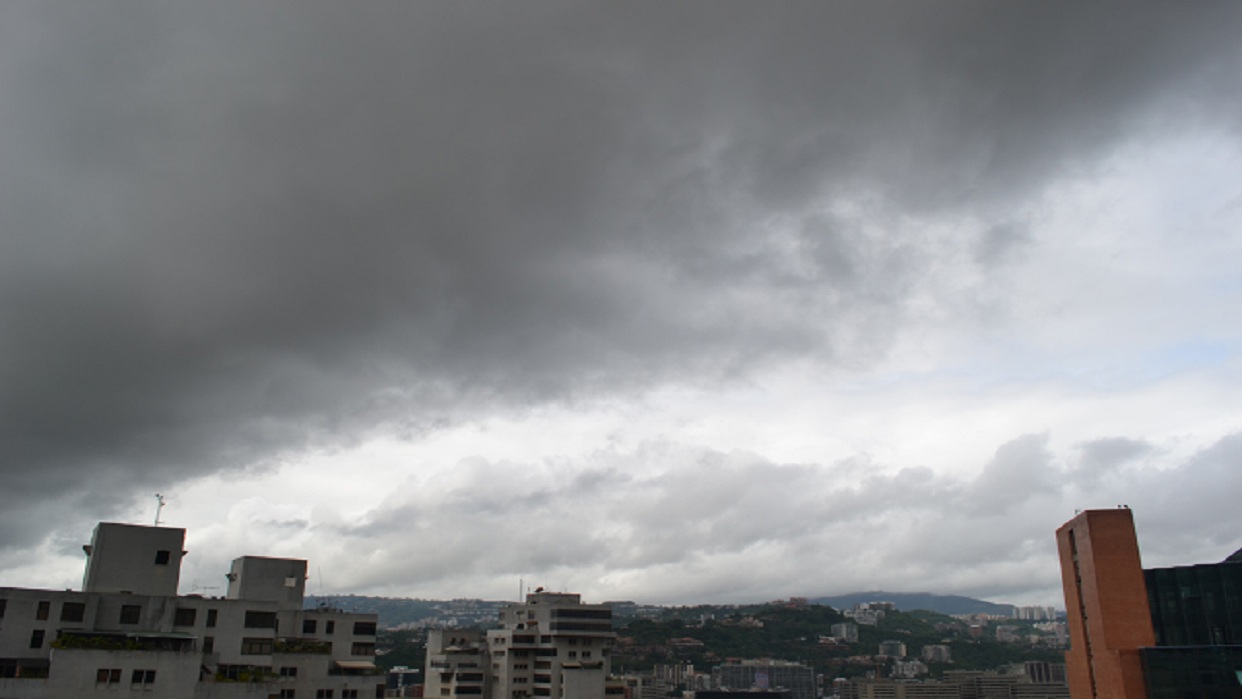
[695,691,792,699]
[994,626,1021,644]
[711,660,815,699]
[844,609,883,626]
[1011,607,1057,622]
[1056,508,1242,699]
[838,670,1068,699]
[0,521,381,698]
[877,640,907,658]
[921,645,952,664]
[831,623,860,644]
[388,664,423,696]
[891,659,928,679]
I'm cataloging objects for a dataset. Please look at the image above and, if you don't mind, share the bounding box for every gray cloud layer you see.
[158,432,1242,605]
[2,3,1241,599]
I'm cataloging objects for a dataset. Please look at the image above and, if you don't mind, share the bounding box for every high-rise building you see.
[1055,508,1242,699]
[425,591,622,699]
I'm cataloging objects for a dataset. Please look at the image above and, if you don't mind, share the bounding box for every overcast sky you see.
[3,2,1242,608]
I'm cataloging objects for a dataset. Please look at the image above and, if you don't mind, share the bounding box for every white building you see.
[425,590,619,699]
[829,622,859,643]
[0,522,381,698]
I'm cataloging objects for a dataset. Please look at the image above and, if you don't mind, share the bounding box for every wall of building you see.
[1055,509,1155,699]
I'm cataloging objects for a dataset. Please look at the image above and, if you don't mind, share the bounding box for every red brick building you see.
[1055,509,1155,699]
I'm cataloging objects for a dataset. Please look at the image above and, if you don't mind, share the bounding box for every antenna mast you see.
[154,493,166,526]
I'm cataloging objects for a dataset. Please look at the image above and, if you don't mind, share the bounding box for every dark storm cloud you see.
[2,2,1241,551]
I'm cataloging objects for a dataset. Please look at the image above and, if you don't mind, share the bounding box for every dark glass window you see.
[245,610,277,628]
[60,601,86,623]
[119,605,141,624]
[353,621,376,636]
[30,629,45,648]
[241,637,274,655]
[36,601,50,620]
[303,619,317,634]
[206,609,218,627]
[154,550,171,565]
[174,607,197,626]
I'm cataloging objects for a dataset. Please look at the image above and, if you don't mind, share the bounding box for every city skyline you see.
[2,3,1242,608]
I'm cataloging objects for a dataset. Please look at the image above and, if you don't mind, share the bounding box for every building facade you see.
[711,660,815,699]
[1055,508,1242,699]
[0,522,381,699]
[424,591,620,699]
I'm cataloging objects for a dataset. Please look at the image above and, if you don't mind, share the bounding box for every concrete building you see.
[424,591,622,699]
[711,660,815,699]
[426,629,488,698]
[0,521,381,698]
[878,641,908,659]
[837,670,1069,699]
[1055,508,1242,699]
[832,623,860,644]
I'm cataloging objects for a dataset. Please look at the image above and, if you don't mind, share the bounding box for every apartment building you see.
[0,522,381,699]
[424,591,620,699]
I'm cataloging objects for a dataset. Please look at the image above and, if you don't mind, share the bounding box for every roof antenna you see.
[154,494,166,526]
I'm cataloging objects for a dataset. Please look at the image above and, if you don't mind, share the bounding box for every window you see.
[61,601,86,623]
[206,609,218,627]
[351,643,375,656]
[342,690,359,699]
[582,651,591,658]
[131,669,156,686]
[304,619,318,634]
[0,598,6,618]
[280,691,297,699]
[30,630,45,648]
[353,621,376,636]
[280,666,299,677]
[36,600,50,620]
[119,604,142,624]
[154,550,171,565]
[326,620,336,634]
[174,607,197,626]
[316,690,335,699]
[203,636,215,654]
[245,610,277,628]
[567,651,577,658]
[96,668,122,685]
[241,637,275,655]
